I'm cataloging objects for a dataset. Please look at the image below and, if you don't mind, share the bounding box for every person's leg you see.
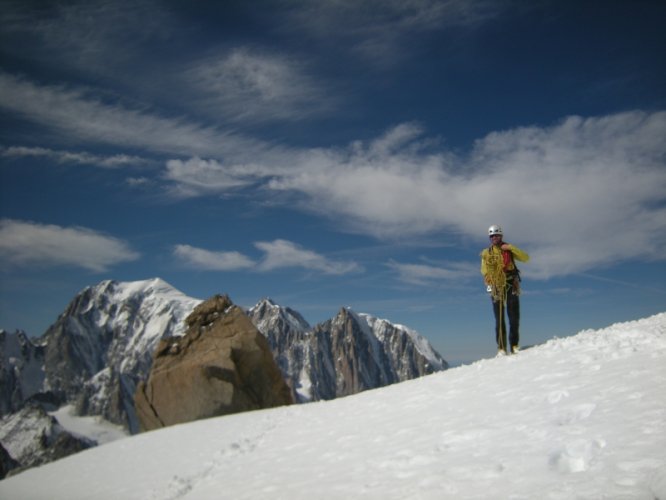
[507,288,520,350]
[492,298,507,352]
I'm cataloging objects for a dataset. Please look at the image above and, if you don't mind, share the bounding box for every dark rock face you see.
[134,295,293,432]
[0,330,47,417]
[0,443,19,479]
[0,405,94,477]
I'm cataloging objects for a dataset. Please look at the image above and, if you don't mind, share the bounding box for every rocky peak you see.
[186,294,234,330]
[312,306,448,398]
[248,298,311,336]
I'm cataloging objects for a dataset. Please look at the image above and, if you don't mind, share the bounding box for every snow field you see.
[1,313,665,499]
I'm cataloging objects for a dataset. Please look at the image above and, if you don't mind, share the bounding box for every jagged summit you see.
[248,297,311,334]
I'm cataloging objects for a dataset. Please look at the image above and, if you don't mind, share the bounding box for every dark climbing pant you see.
[491,281,520,351]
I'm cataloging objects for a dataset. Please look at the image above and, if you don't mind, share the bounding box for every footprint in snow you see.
[549,438,606,473]
[547,390,570,404]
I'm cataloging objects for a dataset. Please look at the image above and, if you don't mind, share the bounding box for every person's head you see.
[488,224,503,245]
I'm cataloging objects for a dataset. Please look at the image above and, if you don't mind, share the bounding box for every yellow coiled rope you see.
[483,247,507,352]
[484,247,507,302]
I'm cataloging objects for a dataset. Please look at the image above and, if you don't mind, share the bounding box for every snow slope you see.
[2,313,665,499]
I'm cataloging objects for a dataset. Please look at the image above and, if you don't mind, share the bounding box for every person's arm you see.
[480,249,491,283]
[502,244,529,262]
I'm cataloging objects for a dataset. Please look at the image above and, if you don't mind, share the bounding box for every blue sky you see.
[1,0,665,364]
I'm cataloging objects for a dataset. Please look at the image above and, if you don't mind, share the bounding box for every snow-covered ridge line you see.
[537,312,666,354]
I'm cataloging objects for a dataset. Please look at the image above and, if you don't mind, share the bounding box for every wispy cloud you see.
[187,47,331,123]
[173,240,360,275]
[0,219,139,272]
[286,0,502,65]
[1,2,334,127]
[0,0,173,77]
[0,72,269,160]
[1,145,149,168]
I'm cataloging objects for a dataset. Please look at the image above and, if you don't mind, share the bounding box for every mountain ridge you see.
[1,277,448,472]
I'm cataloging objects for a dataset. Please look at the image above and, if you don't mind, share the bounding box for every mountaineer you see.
[480,225,530,355]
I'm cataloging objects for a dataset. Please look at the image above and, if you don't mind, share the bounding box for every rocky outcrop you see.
[134,295,293,432]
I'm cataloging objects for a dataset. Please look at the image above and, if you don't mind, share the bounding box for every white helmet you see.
[488,224,503,237]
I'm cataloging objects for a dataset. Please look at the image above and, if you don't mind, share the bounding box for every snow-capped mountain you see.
[247,300,448,402]
[1,313,664,499]
[1,279,447,435]
[38,278,201,433]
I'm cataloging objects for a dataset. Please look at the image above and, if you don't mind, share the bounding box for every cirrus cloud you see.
[286,0,502,66]
[0,72,269,161]
[1,145,149,168]
[187,47,331,124]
